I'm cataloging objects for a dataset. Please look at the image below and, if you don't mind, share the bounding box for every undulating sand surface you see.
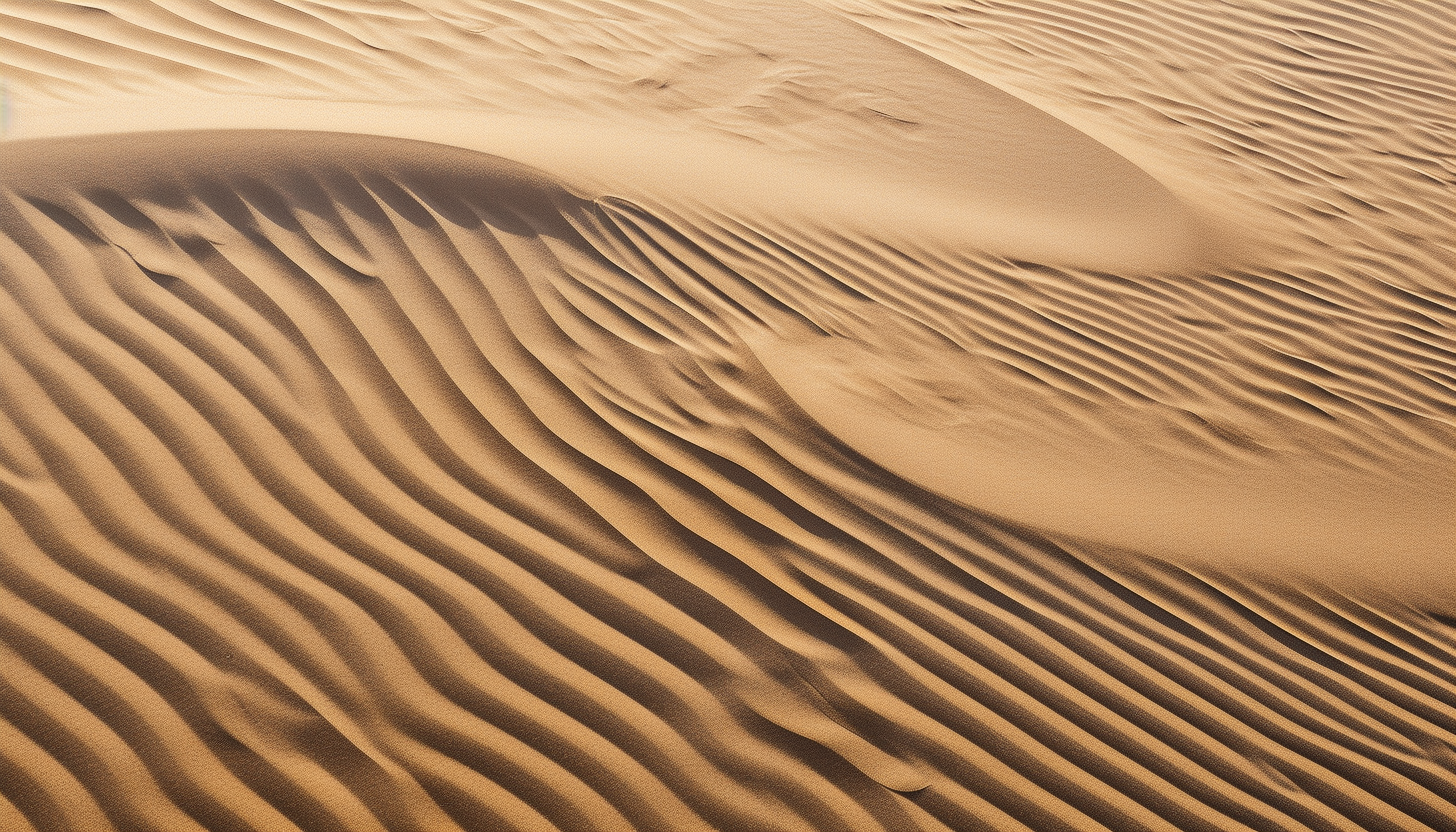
[1,1,1454,830]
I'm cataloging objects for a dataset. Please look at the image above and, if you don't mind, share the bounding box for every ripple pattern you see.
[0,130,1453,831]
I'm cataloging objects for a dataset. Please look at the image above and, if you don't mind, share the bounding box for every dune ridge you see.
[0,129,1452,831]
[6,0,1216,273]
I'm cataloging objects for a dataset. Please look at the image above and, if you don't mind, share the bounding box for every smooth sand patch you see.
[748,332,1456,611]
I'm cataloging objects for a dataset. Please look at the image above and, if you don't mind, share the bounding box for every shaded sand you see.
[1,1,1455,831]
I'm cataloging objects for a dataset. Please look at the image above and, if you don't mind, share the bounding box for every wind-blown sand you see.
[1,1,1453,830]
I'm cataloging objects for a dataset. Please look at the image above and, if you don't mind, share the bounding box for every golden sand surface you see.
[0,1,1453,830]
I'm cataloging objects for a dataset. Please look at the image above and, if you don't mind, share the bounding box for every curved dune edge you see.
[747,332,1456,612]
[10,94,1209,275]
[2,126,1454,831]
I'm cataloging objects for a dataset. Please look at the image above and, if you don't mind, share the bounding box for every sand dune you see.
[1,1,1454,831]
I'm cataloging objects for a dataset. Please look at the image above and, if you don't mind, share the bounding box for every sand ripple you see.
[2,0,1455,829]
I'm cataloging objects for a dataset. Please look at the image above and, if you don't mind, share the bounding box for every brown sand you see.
[1,1,1453,830]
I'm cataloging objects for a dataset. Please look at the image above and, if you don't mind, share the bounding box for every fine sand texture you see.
[1,1,1454,831]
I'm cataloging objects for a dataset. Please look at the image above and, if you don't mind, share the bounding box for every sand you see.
[1,1,1453,830]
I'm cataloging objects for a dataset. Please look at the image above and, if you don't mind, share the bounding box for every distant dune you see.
[1,1,1453,831]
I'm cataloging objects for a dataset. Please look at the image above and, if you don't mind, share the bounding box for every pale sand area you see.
[1,1,1454,830]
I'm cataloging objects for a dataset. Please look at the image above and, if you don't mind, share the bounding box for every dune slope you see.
[0,129,1452,832]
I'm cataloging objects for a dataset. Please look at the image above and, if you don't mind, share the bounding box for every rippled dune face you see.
[1,2,1455,832]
